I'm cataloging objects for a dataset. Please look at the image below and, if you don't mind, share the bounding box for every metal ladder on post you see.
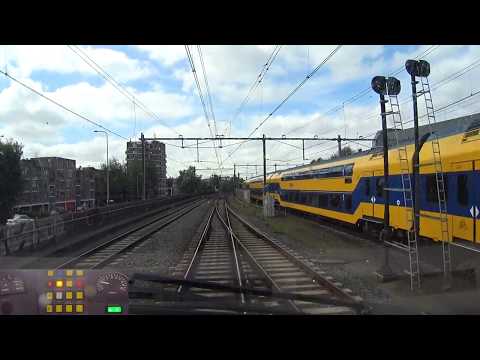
[385,93,421,290]
[418,76,452,280]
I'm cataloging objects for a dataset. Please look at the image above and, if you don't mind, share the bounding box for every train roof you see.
[372,112,480,149]
[244,112,480,182]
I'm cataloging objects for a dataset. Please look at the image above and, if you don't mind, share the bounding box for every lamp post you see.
[94,130,109,206]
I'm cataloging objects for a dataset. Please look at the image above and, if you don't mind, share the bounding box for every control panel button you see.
[66,270,74,277]
[55,304,63,313]
[46,305,53,313]
[76,270,84,277]
[75,304,84,313]
[47,270,54,277]
[66,291,73,300]
[65,304,73,313]
[46,292,53,300]
[55,280,64,288]
[55,292,63,300]
[66,280,73,288]
[76,291,84,300]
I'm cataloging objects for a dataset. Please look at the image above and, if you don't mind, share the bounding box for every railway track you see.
[55,198,206,270]
[171,199,364,314]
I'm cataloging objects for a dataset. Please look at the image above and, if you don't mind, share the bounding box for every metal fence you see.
[0,195,192,256]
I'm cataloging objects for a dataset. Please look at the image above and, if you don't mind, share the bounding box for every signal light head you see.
[371,76,401,95]
[371,76,387,95]
[386,77,401,95]
[405,59,430,77]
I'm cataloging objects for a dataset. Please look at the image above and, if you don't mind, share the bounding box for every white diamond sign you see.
[470,206,479,218]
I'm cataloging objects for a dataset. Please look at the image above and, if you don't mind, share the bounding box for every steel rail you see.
[56,199,206,270]
[225,203,360,304]
[217,200,301,313]
[177,204,216,294]
[217,202,245,304]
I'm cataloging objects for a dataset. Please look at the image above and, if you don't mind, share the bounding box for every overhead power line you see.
[281,45,440,139]
[221,45,343,166]
[0,69,128,140]
[67,45,180,137]
[226,45,283,136]
[184,45,222,173]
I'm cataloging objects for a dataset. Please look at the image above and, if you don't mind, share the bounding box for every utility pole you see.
[141,132,146,200]
[262,134,267,197]
[337,134,342,156]
[233,164,236,195]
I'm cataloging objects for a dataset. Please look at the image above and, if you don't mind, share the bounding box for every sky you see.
[1,44,480,179]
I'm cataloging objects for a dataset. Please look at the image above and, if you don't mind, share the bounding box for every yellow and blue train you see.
[245,114,480,244]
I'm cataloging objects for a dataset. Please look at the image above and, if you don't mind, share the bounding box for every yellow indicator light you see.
[46,292,53,300]
[75,304,84,313]
[66,291,73,300]
[66,270,74,277]
[76,291,84,300]
[66,280,73,288]
[65,305,73,313]
[55,280,64,288]
[55,304,63,313]
[76,270,84,276]
[46,305,53,313]
[47,270,54,277]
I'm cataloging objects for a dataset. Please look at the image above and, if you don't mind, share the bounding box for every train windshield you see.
[1,44,480,316]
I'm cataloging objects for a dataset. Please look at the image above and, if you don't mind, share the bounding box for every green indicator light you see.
[106,305,122,314]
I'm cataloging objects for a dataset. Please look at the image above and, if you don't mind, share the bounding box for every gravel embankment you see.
[228,197,395,308]
[111,200,213,275]
[228,196,480,314]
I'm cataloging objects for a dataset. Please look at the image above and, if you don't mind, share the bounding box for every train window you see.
[318,193,328,208]
[300,192,307,204]
[426,174,449,203]
[376,177,384,198]
[305,193,315,206]
[457,175,468,206]
[329,194,342,208]
[344,194,352,210]
[329,166,344,177]
[365,178,370,196]
[344,164,354,176]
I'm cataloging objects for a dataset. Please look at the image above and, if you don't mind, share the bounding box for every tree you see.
[176,166,203,194]
[97,158,128,204]
[125,159,160,200]
[0,139,24,224]
[310,156,324,164]
[329,146,353,160]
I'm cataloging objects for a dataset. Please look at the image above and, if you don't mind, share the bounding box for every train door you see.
[362,171,374,218]
[476,160,480,243]
[451,161,476,242]
[373,170,384,220]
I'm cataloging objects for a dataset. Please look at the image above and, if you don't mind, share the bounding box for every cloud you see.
[3,45,480,181]
[1,45,154,83]
[135,45,186,66]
